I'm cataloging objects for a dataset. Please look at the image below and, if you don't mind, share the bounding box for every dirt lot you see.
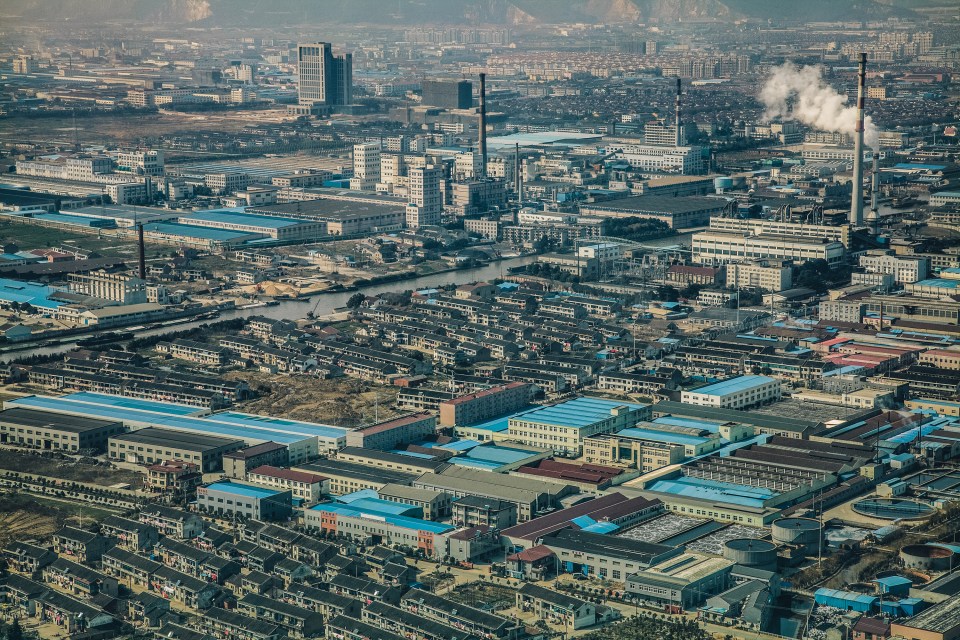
[0,449,143,487]
[446,582,517,612]
[0,492,117,547]
[227,372,403,428]
[1,108,289,149]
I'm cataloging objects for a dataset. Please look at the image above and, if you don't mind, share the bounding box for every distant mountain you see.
[0,0,932,25]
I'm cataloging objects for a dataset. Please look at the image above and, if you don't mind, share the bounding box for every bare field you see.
[1,108,290,147]
[0,449,143,487]
[0,492,117,547]
[227,372,403,428]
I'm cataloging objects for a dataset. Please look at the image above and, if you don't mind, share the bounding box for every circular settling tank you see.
[723,538,778,567]
[901,544,956,571]
[772,517,823,547]
[852,498,934,520]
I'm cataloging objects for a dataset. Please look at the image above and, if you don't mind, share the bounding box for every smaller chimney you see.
[868,152,880,235]
[675,78,682,147]
[137,223,146,281]
[479,73,488,178]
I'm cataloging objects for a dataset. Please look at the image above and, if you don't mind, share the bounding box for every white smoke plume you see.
[760,62,879,149]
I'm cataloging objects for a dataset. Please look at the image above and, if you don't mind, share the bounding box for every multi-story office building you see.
[421,80,472,110]
[68,271,147,305]
[407,165,442,228]
[726,260,793,292]
[455,152,482,180]
[116,150,164,176]
[350,143,381,191]
[819,300,865,323]
[450,179,507,216]
[859,250,930,284]
[297,42,352,108]
[603,139,704,174]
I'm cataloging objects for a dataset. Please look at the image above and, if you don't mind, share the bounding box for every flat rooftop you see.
[251,198,403,219]
[646,475,778,509]
[686,375,777,397]
[182,209,306,229]
[510,396,647,430]
[653,401,819,432]
[296,459,417,485]
[143,221,259,242]
[615,427,710,447]
[204,481,287,500]
[6,395,313,445]
[111,426,243,451]
[584,195,726,214]
[0,407,120,432]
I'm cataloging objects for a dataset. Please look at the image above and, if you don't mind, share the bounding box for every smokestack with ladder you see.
[867,152,880,235]
[850,52,867,227]
[137,223,146,281]
[515,142,521,203]
[675,78,682,147]
[479,73,488,178]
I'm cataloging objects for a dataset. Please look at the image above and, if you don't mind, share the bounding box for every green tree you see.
[7,618,23,640]
[345,293,365,309]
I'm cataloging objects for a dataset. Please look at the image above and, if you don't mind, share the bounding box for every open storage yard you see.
[0,449,143,487]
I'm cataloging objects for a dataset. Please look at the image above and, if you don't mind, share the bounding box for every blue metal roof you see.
[338,497,422,518]
[63,392,201,416]
[581,521,620,534]
[143,222,257,241]
[617,427,709,447]
[647,475,776,508]
[0,277,64,309]
[205,481,286,500]
[687,375,777,397]
[913,278,960,289]
[875,576,912,588]
[6,395,308,445]
[510,396,647,430]
[309,503,453,534]
[34,212,115,228]
[462,445,535,464]
[814,588,878,606]
[464,417,510,432]
[652,415,726,433]
[212,411,347,440]
[894,163,947,171]
[184,209,304,229]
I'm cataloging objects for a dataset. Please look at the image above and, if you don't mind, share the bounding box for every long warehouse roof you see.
[6,394,346,445]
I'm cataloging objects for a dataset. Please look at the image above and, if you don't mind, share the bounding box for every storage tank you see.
[900,544,956,571]
[723,538,778,569]
[772,518,823,548]
[714,177,734,192]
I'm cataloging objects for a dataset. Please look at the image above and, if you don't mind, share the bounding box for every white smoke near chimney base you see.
[760,62,878,149]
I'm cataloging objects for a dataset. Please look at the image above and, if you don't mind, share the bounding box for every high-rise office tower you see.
[297,42,352,107]
[407,165,442,228]
[421,80,473,109]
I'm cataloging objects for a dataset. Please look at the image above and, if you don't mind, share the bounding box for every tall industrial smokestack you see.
[515,142,521,203]
[675,78,682,147]
[479,73,488,178]
[867,152,880,235]
[850,52,867,227]
[137,223,146,281]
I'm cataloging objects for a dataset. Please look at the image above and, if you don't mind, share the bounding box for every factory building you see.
[6,393,346,464]
[505,397,651,456]
[726,260,793,292]
[579,195,726,229]
[542,528,680,581]
[222,442,289,479]
[178,209,327,242]
[293,459,417,496]
[0,408,124,453]
[108,427,245,472]
[692,230,845,267]
[196,481,293,521]
[626,552,734,610]
[680,376,782,410]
